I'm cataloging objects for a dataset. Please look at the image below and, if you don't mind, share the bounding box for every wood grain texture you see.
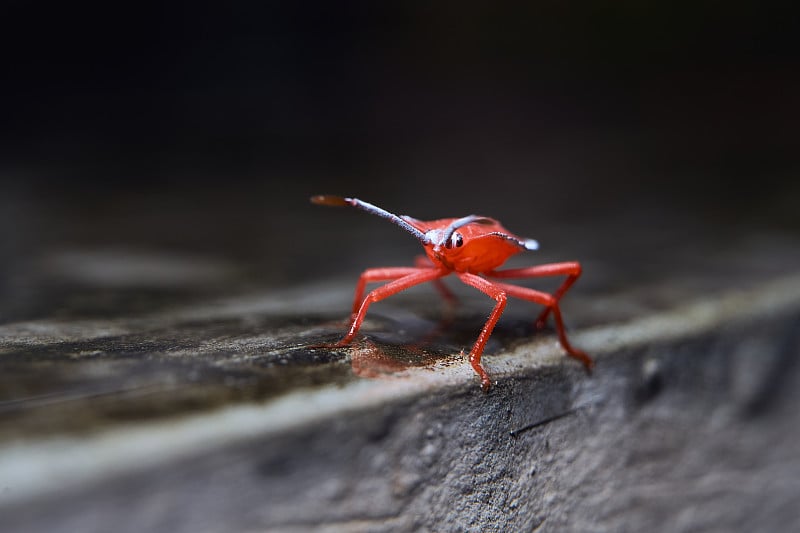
[1,268,799,532]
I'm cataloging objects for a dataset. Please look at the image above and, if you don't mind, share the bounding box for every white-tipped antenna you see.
[488,232,539,251]
[311,195,430,244]
[523,238,539,250]
[438,215,494,246]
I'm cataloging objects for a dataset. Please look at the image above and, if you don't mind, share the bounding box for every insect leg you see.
[487,262,582,329]
[489,280,594,371]
[455,272,508,391]
[414,255,458,307]
[351,267,430,317]
[341,267,449,345]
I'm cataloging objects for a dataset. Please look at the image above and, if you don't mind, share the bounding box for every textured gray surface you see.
[2,179,800,532]
[1,262,799,532]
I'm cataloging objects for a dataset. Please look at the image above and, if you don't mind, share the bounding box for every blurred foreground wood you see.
[1,245,799,532]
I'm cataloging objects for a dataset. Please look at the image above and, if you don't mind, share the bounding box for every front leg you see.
[340,267,449,345]
[456,272,508,391]
[350,267,432,318]
[487,261,582,329]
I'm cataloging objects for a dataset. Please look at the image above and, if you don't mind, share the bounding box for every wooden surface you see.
[1,226,799,531]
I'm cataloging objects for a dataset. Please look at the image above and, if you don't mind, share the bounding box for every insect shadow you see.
[308,309,457,380]
[315,307,525,382]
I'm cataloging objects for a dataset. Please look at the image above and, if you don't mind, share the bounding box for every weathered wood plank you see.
[1,269,799,532]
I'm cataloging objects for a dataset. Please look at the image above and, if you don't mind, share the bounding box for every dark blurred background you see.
[1,1,798,320]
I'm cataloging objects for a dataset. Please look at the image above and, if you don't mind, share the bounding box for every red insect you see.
[311,195,593,391]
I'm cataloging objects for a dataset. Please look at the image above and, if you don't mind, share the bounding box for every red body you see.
[411,217,525,273]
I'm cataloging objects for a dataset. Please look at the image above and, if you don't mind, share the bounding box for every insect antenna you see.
[311,195,430,244]
[438,215,494,247]
[488,232,540,250]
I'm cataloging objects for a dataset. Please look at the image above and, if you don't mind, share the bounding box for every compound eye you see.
[446,232,464,249]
